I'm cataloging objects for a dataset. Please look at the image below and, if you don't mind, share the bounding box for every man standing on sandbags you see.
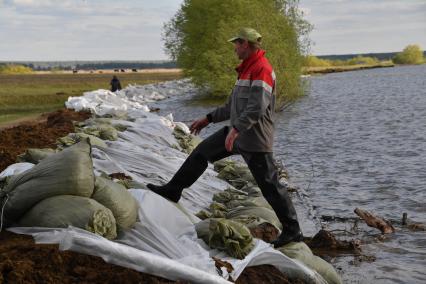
[147,28,303,247]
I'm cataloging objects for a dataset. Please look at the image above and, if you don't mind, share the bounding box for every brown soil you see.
[0,231,187,284]
[0,109,91,172]
[235,265,304,284]
[0,109,304,283]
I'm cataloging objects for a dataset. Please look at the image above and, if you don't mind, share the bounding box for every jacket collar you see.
[236,49,265,75]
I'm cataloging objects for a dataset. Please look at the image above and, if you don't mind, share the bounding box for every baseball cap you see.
[228,27,262,43]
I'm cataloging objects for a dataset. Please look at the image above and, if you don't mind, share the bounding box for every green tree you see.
[163,0,311,105]
[393,44,424,65]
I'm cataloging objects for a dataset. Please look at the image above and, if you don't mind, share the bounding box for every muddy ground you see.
[0,109,302,283]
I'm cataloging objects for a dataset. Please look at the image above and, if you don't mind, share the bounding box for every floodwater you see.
[154,65,426,283]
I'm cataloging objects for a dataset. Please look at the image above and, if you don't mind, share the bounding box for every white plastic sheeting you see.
[0,163,34,180]
[6,80,327,283]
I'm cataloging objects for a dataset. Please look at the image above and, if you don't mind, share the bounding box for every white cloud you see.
[301,0,426,55]
[0,0,183,60]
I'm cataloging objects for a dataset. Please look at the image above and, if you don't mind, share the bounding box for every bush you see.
[346,56,379,65]
[303,56,331,67]
[163,0,311,105]
[393,44,424,65]
[0,64,33,74]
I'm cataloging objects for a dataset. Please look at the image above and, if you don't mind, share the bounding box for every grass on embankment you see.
[0,71,182,126]
[303,62,395,75]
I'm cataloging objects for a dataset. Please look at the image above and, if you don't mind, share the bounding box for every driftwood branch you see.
[354,208,395,234]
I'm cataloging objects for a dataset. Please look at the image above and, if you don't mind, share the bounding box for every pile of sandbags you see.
[55,117,129,149]
[75,117,122,141]
[198,159,342,283]
[0,139,139,240]
[57,133,107,149]
[195,185,281,258]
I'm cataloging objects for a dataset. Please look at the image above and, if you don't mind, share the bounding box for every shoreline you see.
[304,63,395,75]
[32,68,182,75]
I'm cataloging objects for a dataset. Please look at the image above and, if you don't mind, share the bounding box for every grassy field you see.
[0,71,182,126]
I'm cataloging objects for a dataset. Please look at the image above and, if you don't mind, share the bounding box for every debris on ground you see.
[354,208,395,234]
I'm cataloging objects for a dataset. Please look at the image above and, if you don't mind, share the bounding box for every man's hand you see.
[190,117,209,135]
[225,127,239,152]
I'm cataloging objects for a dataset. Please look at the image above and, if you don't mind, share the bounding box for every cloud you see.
[300,0,426,54]
[0,0,184,60]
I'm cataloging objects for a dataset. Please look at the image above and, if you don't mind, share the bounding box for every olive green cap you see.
[228,27,262,43]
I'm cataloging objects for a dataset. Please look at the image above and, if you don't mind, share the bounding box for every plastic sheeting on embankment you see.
[4,81,328,283]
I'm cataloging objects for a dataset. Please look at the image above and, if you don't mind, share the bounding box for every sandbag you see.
[92,176,138,229]
[57,133,107,148]
[214,160,255,186]
[17,148,57,164]
[226,206,282,230]
[97,125,118,140]
[195,218,254,259]
[19,195,117,240]
[173,124,201,154]
[212,187,249,204]
[277,242,343,284]
[0,140,95,224]
[80,125,118,141]
[226,196,272,210]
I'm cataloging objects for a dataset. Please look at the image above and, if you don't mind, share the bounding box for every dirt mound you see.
[0,231,186,284]
[0,230,304,284]
[0,109,91,172]
[0,109,304,283]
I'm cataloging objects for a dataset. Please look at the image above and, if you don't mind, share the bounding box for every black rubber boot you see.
[245,153,303,248]
[271,221,304,248]
[147,149,211,203]
[146,183,181,203]
[147,127,234,203]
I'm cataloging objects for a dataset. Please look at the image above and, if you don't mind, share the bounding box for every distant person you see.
[110,75,122,92]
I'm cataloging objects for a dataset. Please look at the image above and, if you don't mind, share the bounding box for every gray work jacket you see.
[207,50,276,152]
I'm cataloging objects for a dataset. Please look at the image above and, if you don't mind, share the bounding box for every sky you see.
[0,0,425,61]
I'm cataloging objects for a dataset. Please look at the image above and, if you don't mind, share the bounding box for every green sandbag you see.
[97,125,118,140]
[277,242,342,284]
[81,125,118,141]
[19,195,117,240]
[227,216,271,229]
[226,196,272,210]
[173,125,201,154]
[195,218,254,259]
[112,123,128,132]
[226,206,282,230]
[17,148,57,164]
[92,176,138,229]
[214,159,255,186]
[212,188,249,204]
[240,185,262,197]
[0,140,95,224]
[57,133,107,148]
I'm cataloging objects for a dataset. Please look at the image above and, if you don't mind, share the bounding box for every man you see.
[110,75,122,92]
[147,28,303,247]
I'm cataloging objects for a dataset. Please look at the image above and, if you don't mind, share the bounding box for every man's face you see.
[233,40,249,60]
